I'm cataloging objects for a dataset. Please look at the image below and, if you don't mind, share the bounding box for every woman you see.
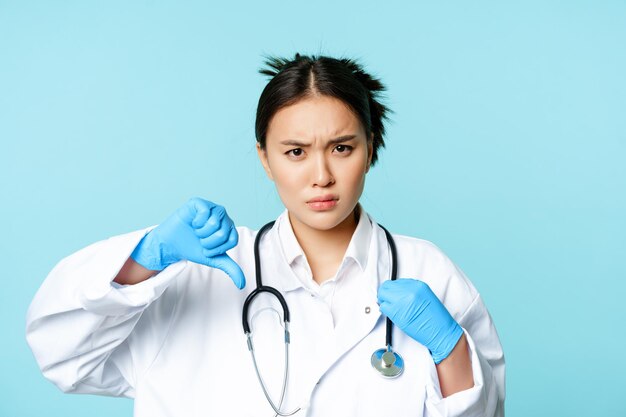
[26,53,505,416]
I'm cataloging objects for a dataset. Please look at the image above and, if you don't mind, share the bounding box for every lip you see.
[306,195,339,211]
[307,194,338,203]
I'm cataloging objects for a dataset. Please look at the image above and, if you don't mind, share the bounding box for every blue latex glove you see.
[378,278,464,364]
[131,197,245,289]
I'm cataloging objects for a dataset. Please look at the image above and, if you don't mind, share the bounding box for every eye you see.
[286,148,304,158]
[334,144,353,154]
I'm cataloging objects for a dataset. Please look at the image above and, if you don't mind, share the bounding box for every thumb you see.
[205,254,246,289]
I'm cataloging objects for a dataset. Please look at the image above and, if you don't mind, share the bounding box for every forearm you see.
[435,333,474,397]
[114,256,157,285]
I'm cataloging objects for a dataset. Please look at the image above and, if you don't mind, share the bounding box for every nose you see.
[312,154,334,188]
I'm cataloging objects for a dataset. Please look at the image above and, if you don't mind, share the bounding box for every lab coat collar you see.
[270,207,375,293]
[344,206,373,272]
[277,206,372,271]
[275,210,304,267]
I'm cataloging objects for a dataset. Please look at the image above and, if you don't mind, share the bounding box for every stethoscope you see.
[242,220,404,416]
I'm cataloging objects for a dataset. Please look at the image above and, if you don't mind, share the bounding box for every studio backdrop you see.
[1,1,625,416]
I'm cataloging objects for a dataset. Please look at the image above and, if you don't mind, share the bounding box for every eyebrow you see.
[279,134,357,147]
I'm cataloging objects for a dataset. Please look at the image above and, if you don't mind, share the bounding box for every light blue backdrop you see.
[1,1,624,416]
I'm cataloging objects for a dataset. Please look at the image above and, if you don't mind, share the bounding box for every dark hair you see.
[255,53,391,166]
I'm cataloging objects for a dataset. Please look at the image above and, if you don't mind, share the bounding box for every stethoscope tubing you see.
[242,220,398,349]
[378,225,398,348]
[241,218,400,415]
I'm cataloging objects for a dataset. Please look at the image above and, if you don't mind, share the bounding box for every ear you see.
[256,142,274,181]
[365,133,374,173]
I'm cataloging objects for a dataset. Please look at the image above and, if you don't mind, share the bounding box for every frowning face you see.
[257,95,373,234]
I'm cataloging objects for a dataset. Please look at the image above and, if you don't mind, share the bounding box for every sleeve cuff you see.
[424,328,499,417]
[76,227,187,316]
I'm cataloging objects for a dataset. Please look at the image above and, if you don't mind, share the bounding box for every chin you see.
[291,208,355,232]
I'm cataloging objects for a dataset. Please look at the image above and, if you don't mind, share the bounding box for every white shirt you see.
[26,209,505,417]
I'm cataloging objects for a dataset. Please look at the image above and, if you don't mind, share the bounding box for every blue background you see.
[1,1,625,416]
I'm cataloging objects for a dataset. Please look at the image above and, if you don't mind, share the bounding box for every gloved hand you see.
[378,278,464,364]
[131,197,245,289]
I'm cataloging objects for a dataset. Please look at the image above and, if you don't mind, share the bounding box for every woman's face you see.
[257,95,373,233]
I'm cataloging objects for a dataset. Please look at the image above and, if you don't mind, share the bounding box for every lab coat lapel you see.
[332,273,382,361]
[316,217,390,380]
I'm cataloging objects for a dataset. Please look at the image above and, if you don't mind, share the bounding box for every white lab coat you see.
[26,209,505,417]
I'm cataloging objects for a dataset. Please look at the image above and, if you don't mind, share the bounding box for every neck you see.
[288,206,360,284]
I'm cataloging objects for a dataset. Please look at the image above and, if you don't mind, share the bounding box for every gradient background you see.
[1,1,625,416]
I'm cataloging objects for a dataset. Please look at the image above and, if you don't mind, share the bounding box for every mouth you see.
[306,195,339,211]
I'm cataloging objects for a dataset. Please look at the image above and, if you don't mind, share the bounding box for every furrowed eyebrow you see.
[328,135,357,145]
[279,135,357,147]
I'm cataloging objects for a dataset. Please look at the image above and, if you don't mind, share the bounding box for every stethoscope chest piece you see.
[371,346,404,378]
[245,220,403,414]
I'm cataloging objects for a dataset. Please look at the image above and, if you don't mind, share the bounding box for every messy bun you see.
[255,53,391,166]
